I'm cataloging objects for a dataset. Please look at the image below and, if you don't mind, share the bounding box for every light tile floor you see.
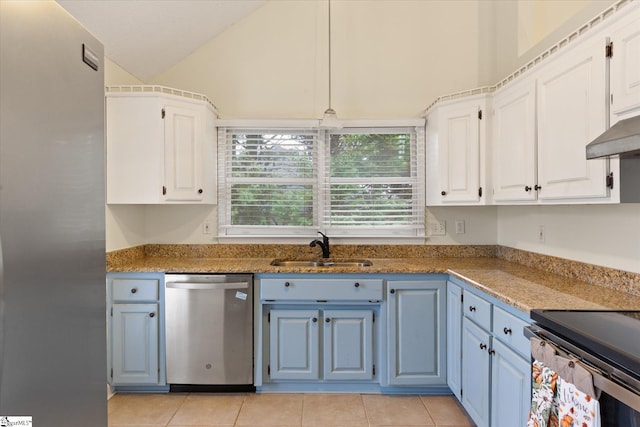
[108,393,476,427]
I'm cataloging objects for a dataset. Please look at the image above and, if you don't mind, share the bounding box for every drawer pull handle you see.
[284,282,291,287]
[503,327,512,335]
[480,343,487,350]
[469,306,476,312]
[390,289,395,294]
[354,282,360,288]
[312,317,318,323]
[131,288,137,294]
[149,312,155,318]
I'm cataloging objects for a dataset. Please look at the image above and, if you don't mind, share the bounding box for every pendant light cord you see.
[327,0,332,110]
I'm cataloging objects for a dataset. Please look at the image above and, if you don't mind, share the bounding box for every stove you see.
[527,309,640,426]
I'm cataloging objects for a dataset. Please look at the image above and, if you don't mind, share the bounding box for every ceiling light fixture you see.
[319,0,342,129]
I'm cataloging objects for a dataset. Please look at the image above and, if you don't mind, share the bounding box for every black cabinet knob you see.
[131,288,137,294]
[525,186,532,192]
[354,282,360,288]
[534,185,541,191]
[312,317,318,323]
[390,289,395,294]
[198,189,203,194]
[469,306,476,312]
[441,191,447,196]
[480,343,487,350]
[284,282,291,287]
[149,312,155,318]
[325,317,331,323]
[503,327,512,335]
[489,349,495,355]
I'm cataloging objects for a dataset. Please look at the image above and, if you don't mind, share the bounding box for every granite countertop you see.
[108,255,640,314]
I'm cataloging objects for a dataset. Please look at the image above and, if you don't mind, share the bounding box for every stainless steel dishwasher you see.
[165,274,254,392]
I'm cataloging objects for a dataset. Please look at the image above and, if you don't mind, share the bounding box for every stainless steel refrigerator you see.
[0,1,107,425]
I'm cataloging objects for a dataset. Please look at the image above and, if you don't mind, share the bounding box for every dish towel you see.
[528,338,560,427]
[527,337,602,427]
[556,364,601,427]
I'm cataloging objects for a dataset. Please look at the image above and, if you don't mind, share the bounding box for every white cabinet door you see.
[536,35,610,201]
[387,281,446,386]
[322,309,374,381]
[492,79,538,203]
[490,339,531,427]
[446,281,463,401]
[106,89,216,204]
[426,96,488,205]
[610,8,640,118]
[163,103,205,202]
[111,303,159,385]
[269,309,320,380]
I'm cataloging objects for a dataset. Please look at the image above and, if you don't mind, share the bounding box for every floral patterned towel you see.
[556,376,601,427]
[527,360,559,427]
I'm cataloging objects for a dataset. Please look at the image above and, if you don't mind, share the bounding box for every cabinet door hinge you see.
[161,108,166,119]
[373,364,376,376]
[478,110,483,120]
[267,365,271,376]
[110,307,113,316]
[162,185,167,195]
[110,368,113,378]
[372,312,375,323]
[605,41,613,58]
[460,389,463,397]
[606,172,614,190]
[267,312,271,323]
[478,187,483,198]
[460,294,464,303]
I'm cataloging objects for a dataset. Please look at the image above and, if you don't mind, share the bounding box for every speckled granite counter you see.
[107,247,640,314]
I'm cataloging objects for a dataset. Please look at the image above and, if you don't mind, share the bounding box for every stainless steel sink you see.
[270,259,372,267]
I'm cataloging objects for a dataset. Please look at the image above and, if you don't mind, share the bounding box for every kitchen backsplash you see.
[106,244,640,297]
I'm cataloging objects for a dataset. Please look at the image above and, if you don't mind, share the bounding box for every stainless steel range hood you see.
[586,115,640,159]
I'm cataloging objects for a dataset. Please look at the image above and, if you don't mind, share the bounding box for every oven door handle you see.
[525,325,640,412]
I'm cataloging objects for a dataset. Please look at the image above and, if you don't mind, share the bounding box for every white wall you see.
[498,205,640,274]
[151,0,488,119]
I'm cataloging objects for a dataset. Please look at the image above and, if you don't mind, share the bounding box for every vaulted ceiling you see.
[57,0,266,82]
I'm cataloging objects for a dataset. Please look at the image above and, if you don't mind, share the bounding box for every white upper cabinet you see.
[536,33,610,202]
[426,94,490,205]
[492,79,537,203]
[609,5,640,121]
[106,86,217,204]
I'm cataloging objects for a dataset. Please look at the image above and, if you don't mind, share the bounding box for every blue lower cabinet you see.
[269,309,321,380]
[323,310,374,380]
[462,317,491,427]
[268,308,375,382]
[386,280,446,386]
[490,339,531,427]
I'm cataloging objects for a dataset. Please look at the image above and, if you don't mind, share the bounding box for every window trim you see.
[217,119,425,243]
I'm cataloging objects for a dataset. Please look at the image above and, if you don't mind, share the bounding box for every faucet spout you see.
[309,231,330,258]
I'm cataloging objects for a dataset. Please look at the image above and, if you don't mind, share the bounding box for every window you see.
[218,122,424,240]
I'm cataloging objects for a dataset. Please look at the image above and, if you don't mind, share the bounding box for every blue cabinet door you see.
[491,339,531,427]
[446,281,463,400]
[387,280,446,386]
[461,317,490,427]
[112,303,159,385]
[269,309,320,380]
[323,309,374,381]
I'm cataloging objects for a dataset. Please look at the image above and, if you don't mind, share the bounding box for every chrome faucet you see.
[309,231,330,258]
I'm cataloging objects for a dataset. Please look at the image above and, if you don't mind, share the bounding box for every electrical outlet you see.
[538,225,545,243]
[430,220,446,236]
[203,221,211,234]
[455,219,465,234]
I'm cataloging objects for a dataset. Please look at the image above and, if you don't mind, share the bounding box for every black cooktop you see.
[531,309,640,379]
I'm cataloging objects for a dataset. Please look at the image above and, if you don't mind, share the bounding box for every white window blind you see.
[218,124,424,239]
[322,127,425,237]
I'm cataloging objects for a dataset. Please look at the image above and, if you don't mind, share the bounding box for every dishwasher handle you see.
[166,281,249,291]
